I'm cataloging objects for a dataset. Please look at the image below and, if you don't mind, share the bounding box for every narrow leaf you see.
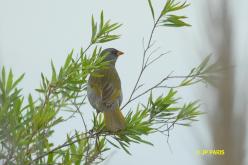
[148,0,155,21]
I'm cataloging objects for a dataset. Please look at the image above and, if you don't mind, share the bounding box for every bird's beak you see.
[117,51,124,56]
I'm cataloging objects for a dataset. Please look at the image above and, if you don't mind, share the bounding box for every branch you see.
[124,13,164,109]
[121,72,204,110]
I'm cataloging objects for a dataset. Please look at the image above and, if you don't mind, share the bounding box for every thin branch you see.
[73,94,88,131]
[145,51,170,68]
[121,71,173,110]
[144,46,161,66]
[121,72,203,110]
[135,83,145,92]
[125,14,164,108]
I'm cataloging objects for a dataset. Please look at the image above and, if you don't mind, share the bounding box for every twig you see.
[121,72,203,110]
[145,51,170,67]
[73,94,88,131]
[124,14,164,109]
[121,72,173,110]
[144,46,161,66]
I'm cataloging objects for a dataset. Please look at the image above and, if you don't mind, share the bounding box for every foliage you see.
[148,0,190,27]
[0,0,219,164]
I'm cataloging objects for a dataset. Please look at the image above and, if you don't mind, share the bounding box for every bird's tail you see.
[103,107,125,132]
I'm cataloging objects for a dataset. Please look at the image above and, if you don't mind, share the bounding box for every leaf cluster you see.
[148,0,191,27]
[91,11,122,44]
[180,55,221,87]
[0,68,62,164]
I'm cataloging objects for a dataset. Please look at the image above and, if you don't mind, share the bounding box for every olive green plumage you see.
[87,48,125,132]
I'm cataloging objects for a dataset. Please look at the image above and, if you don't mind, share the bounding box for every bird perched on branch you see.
[87,48,125,132]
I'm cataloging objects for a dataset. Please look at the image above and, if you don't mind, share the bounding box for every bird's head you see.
[100,48,124,65]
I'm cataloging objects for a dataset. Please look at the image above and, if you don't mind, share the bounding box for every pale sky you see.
[0,0,247,164]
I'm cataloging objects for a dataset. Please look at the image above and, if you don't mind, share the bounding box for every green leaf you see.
[118,141,131,155]
[148,0,155,21]
[47,152,54,164]
[64,50,74,69]
[91,15,97,43]
[1,67,6,88]
[162,0,190,15]
[11,73,25,91]
[35,88,45,93]
[6,69,13,93]
[90,12,122,44]
[100,10,104,30]
[28,94,35,112]
[161,15,191,27]
[107,139,120,149]
[51,60,57,82]
[177,101,201,120]
[98,35,120,43]
[67,135,76,155]
[41,73,47,89]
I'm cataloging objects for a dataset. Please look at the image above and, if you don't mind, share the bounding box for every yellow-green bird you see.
[87,48,125,132]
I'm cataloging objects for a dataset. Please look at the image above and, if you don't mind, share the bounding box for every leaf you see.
[107,139,120,149]
[148,0,155,21]
[47,152,54,164]
[35,88,45,93]
[11,73,25,91]
[1,67,6,88]
[6,69,13,93]
[41,73,47,89]
[100,10,104,30]
[98,35,120,43]
[161,15,191,27]
[90,12,122,44]
[67,135,76,155]
[91,15,97,43]
[162,0,190,15]
[64,150,70,163]
[64,50,74,69]
[28,94,35,112]
[177,101,201,120]
[130,135,153,146]
[118,141,131,155]
[51,60,57,82]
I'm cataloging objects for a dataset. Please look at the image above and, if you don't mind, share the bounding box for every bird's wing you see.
[87,68,122,112]
[87,74,103,112]
[101,68,122,110]
[102,82,121,103]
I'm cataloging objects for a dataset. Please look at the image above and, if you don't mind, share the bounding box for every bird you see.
[87,48,125,132]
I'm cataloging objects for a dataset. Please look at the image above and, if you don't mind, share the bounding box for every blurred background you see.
[0,0,247,164]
